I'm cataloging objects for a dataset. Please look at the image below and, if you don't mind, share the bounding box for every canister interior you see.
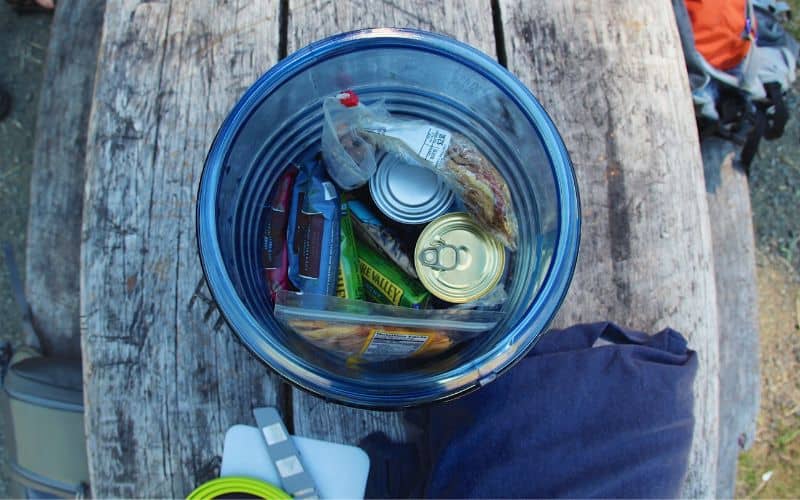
[199,30,578,406]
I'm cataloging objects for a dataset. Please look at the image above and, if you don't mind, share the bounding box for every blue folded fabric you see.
[361,322,698,498]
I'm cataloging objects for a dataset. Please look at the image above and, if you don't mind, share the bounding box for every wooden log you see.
[80,2,284,496]
[701,137,760,499]
[25,0,105,359]
[498,1,721,496]
[286,0,497,446]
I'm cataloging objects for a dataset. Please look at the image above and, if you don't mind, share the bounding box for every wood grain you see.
[286,0,497,445]
[702,137,760,499]
[289,0,497,57]
[25,0,105,358]
[80,1,283,496]
[498,0,721,496]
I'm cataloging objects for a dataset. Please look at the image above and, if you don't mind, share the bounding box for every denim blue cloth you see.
[361,322,698,498]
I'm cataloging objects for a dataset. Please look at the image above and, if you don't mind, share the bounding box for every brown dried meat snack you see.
[444,134,518,250]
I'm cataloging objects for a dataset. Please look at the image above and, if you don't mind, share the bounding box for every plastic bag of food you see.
[348,199,418,279]
[287,159,340,296]
[274,290,505,363]
[336,200,364,300]
[321,91,519,249]
[321,92,379,190]
[262,166,297,301]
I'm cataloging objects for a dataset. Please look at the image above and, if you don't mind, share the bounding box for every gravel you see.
[749,81,800,273]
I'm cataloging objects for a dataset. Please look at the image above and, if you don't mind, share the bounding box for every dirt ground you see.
[736,252,800,498]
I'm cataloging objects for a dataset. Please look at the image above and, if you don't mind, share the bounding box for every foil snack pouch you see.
[287,159,340,296]
[262,167,298,301]
[348,199,418,279]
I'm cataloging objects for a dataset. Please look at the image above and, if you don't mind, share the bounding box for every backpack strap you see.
[739,107,766,173]
[739,81,789,172]
[762,81,789,139]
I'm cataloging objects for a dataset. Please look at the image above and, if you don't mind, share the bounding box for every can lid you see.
[370,154,454,224]
[415,213,505,303]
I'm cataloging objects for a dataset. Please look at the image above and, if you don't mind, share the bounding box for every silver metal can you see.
[369,153,454,225]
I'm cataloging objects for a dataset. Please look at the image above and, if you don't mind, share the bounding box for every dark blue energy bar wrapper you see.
[287,159,340,296]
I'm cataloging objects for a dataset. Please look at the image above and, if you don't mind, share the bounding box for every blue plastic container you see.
[197,28,580,407]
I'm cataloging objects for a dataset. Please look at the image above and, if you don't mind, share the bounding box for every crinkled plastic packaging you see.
[347,199,418,278]
[321,96,378,190]
[274,290,504,363]
[287,160,340,296]
[262,167,297,301]
[321,95,519,249]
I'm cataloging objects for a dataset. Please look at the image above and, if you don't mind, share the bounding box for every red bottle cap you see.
[336,90,359,107]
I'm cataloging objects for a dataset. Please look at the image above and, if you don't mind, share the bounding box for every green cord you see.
[187,476,291,500]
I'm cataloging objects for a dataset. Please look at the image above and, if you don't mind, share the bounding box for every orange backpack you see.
[685,0,757,70]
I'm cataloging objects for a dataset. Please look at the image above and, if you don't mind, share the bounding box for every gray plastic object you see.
[1,349,89,498]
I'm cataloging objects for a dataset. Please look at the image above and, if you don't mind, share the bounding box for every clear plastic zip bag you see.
[320,92,519,250]
[274,290,504,363]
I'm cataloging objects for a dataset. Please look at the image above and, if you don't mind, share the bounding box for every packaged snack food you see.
[321,91,378,190]
[287,159,340,296]
[262,167,297,301]
[321,92,519,249]
[348,199,418,279]
[356,238,429,309]
[274,291,504,363]
[336,200,364,300]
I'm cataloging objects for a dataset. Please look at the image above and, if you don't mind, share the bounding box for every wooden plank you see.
[288,0,499,60]
[286,0,497,444]
[701,137,760,499]
[25,0,105,358]
[498,1,721,496]
[80,2,283,496]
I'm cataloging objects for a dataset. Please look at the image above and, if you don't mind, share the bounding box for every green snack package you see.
[336,202,364,300]
[356,238,429,309]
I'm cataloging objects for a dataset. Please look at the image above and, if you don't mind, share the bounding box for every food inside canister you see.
[286,159,341,296]
[321,91,519,250]
[369,153,454,225]
[261,90,518,362]
[336,199,364,300]
[356,238,430,309]
[414,213,506,304]
[273,291,504,363]
[262,166,298,301]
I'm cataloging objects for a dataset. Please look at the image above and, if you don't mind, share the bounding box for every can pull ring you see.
[419,242,460,271]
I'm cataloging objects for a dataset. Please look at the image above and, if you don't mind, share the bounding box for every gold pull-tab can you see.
[414,213,505,303]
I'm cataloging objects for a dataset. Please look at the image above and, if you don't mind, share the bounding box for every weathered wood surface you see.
[498,1,721,496]
[80,2,284,496]
[76,0,738,495]
[286,0,498,446]
[25,0,105,358]
[701,137,760,499]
